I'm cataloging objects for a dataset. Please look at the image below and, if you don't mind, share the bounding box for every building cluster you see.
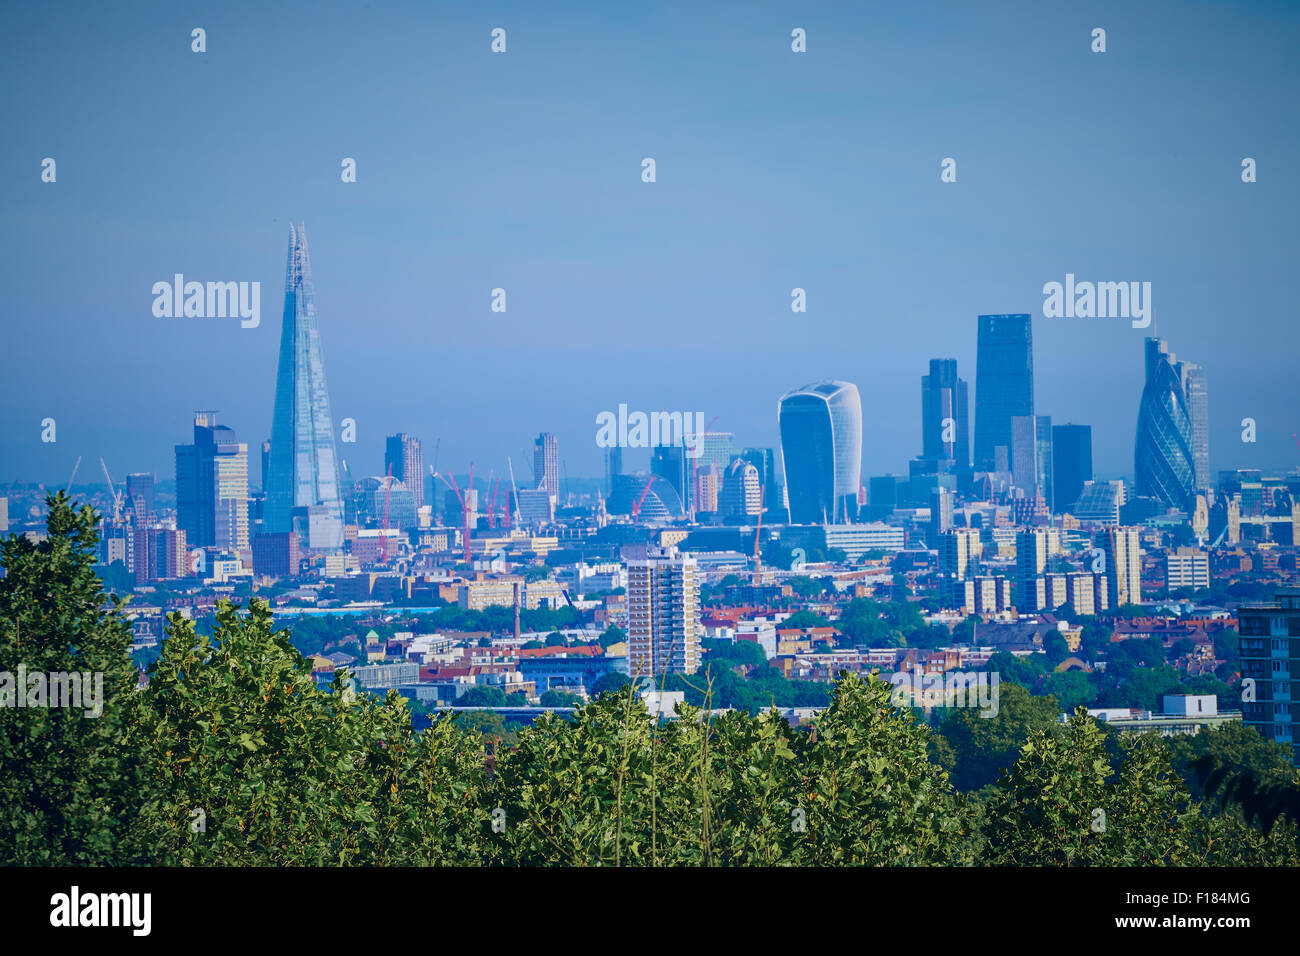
[5,228,1298,759]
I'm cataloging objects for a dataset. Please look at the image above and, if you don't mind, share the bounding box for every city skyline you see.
[4,1,1298,486]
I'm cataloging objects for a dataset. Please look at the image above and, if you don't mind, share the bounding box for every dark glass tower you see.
[920,358,969,471]
[264,224,346,550]
[1135,337,1197,511]
[778,381,862,525]
[1051,423,1093,513]
[974,314,1035,473]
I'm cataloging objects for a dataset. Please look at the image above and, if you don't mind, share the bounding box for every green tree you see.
[0,492,149,865]
[934,682,1061,792]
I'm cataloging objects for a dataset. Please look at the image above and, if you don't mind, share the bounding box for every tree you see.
[591,672,633,697]
[795,672,968,864]
[539,689,582,707]
[782,610,830,630]
[984,708,1202,865]
[0,492,149,864]
[934,682,1061,792]
[544,631,568,647]
[597,625,626,650]
[456,685,508,707]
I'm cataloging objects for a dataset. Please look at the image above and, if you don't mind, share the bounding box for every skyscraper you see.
[175,412,249,552]
[1052,424,1093,513]
[1134,337,1197,511]
[651,442,691,512]
[627,545,701,680]
[722,458,761,517]
[385,433,424,507]
[1183,362,1210,492]
[604,446,623,497]
[1011,414,1053,508]
[778,381,862,525]
[264,224,346,550]
[920,358,969,472]
[534,432,559,505]
[974,314,1034,473]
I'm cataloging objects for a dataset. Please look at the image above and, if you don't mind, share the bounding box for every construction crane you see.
[752,483,766,585]
[437,464,474,564]
[631,475,658,522]
[100,458,124,523]
[380,463,394,563]
[67,456,82,491]
[562,460,570,508]
[485,469,497,529]
[507,456,522,526]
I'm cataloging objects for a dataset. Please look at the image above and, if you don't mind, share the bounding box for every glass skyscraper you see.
[1051,423,1093,513]
[974,314,1035,473]
[1134,337,1198,511]
[778,380,862,525]
[919,358,969,472]
[264,224,346,550]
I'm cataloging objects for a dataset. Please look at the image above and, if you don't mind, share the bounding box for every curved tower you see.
[1134,337,1197,511]
[778,381,862,524]
[264,224,346,549]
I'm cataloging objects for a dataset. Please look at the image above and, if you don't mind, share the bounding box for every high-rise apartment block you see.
[1238,588,1300,763]
[1101,526,1143,609]
[627,546,702,680]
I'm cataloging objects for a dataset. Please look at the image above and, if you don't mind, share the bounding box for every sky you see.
[3,0,1298,488]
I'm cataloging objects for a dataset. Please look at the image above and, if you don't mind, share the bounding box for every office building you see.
[1134,337,1199,511]
[722,458,762,517]
[1052,424,1092,514]
[919,358,969,472]
[1166,547,1210,591]
[252,531,301,579]
[384,433,424,508]
[175,413,249,552]
[974,314,1035,473]
[778,380,862,525]
[627,546,702,680]
[534,432,560,505]
[264,223,347,550]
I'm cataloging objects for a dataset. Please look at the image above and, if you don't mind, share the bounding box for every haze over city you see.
[3,0,1299,485]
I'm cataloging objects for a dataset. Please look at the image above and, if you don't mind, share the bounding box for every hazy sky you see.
[3,0,1298,488]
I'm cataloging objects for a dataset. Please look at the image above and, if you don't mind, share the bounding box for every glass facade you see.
[1134,337,1197,511]
[973,314,1034,472]
[778,381,862,525]
[920,358,969,470]
[264,224,345,550]
[1051,423,1092,513]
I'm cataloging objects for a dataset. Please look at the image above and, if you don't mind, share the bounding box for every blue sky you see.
[3,0,1297,486]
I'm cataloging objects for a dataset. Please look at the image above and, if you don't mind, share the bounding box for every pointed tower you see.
[264,224,345,550]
